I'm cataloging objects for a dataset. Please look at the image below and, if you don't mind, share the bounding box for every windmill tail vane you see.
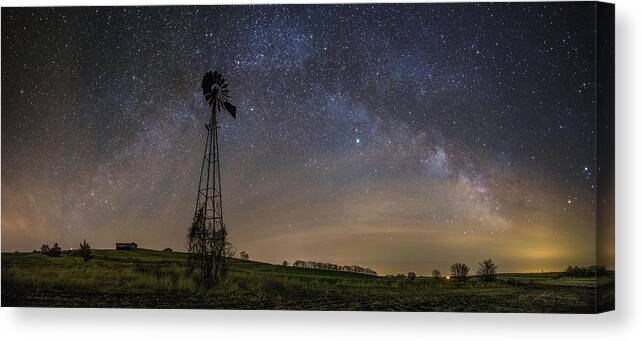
[188,70,237,285]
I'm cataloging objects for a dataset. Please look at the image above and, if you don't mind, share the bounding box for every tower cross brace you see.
[189,95,227,283]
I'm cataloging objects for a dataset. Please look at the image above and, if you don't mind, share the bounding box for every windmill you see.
[188,70,237,284]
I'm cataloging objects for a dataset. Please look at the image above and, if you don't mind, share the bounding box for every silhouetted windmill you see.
[188,70,237,284]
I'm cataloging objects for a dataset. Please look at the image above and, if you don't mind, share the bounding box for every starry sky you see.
[1,3,613,274]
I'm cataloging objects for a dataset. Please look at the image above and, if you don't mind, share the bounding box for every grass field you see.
[1,249,614,312]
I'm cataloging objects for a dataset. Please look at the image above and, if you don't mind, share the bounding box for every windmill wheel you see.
[202,70,236,119]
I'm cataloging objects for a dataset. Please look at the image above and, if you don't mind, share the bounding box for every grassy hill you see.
[1,249,614,312]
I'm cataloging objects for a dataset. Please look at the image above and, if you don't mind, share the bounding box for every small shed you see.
[116,242,138,250]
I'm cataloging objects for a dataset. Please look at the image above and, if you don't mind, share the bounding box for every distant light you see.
[355,137,361,144]
[446,275,450,280]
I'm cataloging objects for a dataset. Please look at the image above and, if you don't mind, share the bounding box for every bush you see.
[450,263,469,282]
[432,269,441,280]
[40,244,50,254]
[407,272,417,281]
[79,240,93,262]
[46,243,62,257]
[476,259,498,282]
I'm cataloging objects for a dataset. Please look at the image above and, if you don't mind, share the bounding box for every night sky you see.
[1,3,612,274]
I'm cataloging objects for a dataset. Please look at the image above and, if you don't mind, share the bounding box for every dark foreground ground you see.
[1,249,614,313]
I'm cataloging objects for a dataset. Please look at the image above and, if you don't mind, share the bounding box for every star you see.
[1,3,608,273]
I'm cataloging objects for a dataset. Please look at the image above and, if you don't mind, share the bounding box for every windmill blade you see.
[223,102,236,119]
[203,70,214,84]
[202,71,214,93]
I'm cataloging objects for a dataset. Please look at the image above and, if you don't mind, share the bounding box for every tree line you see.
[291,260,377,276]
[396,259,609,281]
[564,265,608,277]
[387,259,499,282]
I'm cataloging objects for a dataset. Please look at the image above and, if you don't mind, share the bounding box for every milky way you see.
[2,3,611,274]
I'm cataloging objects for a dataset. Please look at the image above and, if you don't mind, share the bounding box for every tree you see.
[450,263,469,282]
[282,260,288,266]
[477,259,498,282]
[240,251,249,260]
[40,244,50,254]
[432,269,441,280]
[47,243,62,257]
[79,240,92,262]
[408,272,417,280]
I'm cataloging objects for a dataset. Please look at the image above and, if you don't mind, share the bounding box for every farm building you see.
[115,242,137,250]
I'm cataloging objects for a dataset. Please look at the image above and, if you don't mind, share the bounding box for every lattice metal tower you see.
[188,70,236,284]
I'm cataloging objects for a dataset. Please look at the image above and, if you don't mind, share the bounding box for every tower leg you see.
[188,105,229,285]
